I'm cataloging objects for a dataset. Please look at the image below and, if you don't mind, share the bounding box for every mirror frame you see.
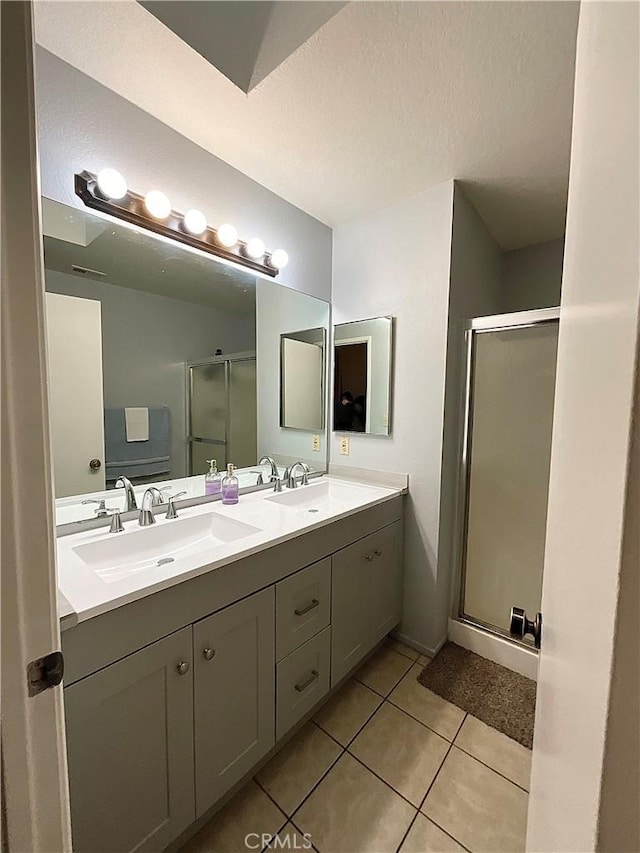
[332,315,394,437]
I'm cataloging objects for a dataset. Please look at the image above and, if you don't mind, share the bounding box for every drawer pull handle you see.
[294,670,319,692]
[365,554,374,562]
[203,648,215,661]
[374,549,383,557]
[176,661,190,676]
[295,598,319,616]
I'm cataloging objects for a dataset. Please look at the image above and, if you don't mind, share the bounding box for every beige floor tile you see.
[355,647,413,696]
[256,723,341,815]
[455,714,532,790]
[387,638,420,661]
[180,781,286,853]
[417,654,431,667]
[314,679,382,745]
[265,823,318,852]
[422,747,528,853]
[400,814,466,853]
[388,664,465,741]
[294,752,416,853]
[350,703,449,806]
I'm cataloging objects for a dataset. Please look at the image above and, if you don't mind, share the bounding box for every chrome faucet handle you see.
[165,491,187,520]
[272,477,283,493]
[250,470,265,485]
[82,499,116,518]
[107,509,125,533]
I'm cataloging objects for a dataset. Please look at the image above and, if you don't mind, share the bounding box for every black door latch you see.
[27,651,64,697]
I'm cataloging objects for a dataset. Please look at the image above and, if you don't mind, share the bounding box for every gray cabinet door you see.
[194,587,275,816]
[64,627,194,853]
[331,521,403,686]
[368,521,403,642]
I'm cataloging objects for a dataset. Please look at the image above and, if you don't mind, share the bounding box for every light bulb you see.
[183,209,207,236]
[96,168,127,200]
[216,223,238,248]
[245,237,265,260]
[269,249,289,270]
[144,190,172,220]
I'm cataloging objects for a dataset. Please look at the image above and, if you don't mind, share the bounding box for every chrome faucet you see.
[115,476,138,511]
[258,456,280,481]
[284,461,310,489]
[138,487,164,526]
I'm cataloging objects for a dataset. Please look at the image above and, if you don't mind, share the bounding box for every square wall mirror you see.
[333,316,393,436]
[41,198,330,528]
[280,328,326,431]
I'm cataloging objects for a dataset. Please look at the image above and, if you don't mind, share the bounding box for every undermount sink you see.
[265,478,376,515]
[73,512,262,584]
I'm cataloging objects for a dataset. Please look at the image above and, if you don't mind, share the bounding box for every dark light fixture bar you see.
[74,171,289,278]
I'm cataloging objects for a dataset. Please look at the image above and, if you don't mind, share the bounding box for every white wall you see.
[34,48,332,302]
[502,238,564,312]
[438,184,504,626]
[256,280,330,471]
[331,181,455,653]
[527,2,640,850]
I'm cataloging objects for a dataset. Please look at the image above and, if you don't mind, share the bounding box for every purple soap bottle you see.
[205,459,221,496]
[221,463,239,505]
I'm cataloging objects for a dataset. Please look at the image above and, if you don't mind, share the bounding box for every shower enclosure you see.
[187,353,257,475]
[457,308,559,651]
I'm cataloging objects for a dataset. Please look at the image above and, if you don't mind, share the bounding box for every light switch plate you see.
[340,436,350,456]
[312,434,320,452]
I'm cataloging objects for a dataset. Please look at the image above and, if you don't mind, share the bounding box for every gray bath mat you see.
[417,641,536,748]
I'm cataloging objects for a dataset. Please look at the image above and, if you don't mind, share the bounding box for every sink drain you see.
[157,557,175,566]
[308,508,320,513]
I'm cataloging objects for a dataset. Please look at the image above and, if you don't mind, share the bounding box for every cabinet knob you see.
[176,660,190,675]
[374,549,383,557]
[203,648,216,661]
[365,554,374,562]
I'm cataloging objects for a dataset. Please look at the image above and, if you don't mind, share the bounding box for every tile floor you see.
[181,641,531,853]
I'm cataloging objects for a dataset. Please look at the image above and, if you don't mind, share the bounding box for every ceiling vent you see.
[71,264,107,278]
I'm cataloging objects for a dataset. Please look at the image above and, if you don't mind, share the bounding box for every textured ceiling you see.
[34,1,579,250]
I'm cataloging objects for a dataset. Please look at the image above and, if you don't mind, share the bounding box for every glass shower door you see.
[460,319,559,643]
[189,362,228,475]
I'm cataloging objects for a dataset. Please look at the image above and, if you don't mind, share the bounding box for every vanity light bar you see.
[74,170,289,278]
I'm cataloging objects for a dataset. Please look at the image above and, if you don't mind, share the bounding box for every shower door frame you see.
[186,351,257,476]
[455,306,560,649]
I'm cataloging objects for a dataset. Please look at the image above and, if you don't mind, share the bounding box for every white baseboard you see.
[448,618,539,681]
[391,631,446,659]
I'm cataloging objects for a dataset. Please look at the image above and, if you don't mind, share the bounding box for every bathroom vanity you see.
[58,477,404,852]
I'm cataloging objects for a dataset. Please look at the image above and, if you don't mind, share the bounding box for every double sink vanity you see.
[59,473,405,852]
[42,190,401,852]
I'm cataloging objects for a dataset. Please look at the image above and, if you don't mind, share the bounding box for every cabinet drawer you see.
[276,557,331,661]
[276,626,330,740]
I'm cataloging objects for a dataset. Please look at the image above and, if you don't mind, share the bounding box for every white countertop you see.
[56,475,404,627]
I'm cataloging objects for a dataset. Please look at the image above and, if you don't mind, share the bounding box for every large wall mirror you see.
[42,198,330,527]
[333,317,393,436]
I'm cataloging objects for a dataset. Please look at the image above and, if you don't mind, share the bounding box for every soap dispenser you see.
[221,463,239,505]
[205,459,222,496]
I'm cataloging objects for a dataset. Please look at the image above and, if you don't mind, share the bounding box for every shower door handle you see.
[510,606,542,649]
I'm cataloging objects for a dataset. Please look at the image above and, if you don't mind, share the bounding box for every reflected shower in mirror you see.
[333,317,393,436]
[280,328,326,431]
[41,198,330,527]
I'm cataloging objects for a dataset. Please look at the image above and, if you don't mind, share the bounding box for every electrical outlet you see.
[340,436,350,456]
[312,434,320,452]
